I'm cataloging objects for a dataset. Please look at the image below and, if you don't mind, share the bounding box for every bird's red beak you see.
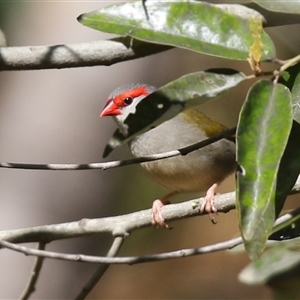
[100,100,121,117]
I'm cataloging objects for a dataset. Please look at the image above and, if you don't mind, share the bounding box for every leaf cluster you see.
[78,0,300,267]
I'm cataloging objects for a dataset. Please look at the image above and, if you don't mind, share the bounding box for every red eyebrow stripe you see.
[113,86,149,107]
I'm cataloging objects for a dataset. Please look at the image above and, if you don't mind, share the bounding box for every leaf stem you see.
[274,54,300,73]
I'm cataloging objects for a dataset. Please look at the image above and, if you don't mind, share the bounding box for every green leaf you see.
[239,239,300,285]
[278,63,300,91]
[273,65,300,216]
[236,79,293,261]
[103,69,246,157]
[291,68,300,123]
[78,1,276,61]
[254,0,300,15]
[274,121,300,216]
[270,209,300,240]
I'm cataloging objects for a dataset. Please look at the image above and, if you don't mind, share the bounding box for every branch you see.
[0,127,236,171]
[20,243,46,300]
[75,236,124,300]
[0,236,243,265]
[0,190,237,244]
[0,37,170,71]
[2,205,300,266]
[1,175,300,246]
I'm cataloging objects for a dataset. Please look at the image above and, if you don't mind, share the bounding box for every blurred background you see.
[0,1,299,299]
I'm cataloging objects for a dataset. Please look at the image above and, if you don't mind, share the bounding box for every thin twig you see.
[142,0,150,20]
[279,54,300,73]
[0,236,243,265]
[75,236,124,300]
[0,127,236,171]
[19,242,46,300]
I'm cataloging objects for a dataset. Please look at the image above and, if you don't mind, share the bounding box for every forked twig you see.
[1,205,300,266]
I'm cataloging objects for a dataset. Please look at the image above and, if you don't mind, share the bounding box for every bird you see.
[100,83,236,227]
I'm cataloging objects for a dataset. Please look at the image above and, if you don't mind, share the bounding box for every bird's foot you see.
[151,191,177,228]
[200,183,218,224]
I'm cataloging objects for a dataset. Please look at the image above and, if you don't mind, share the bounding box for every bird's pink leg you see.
[151,191,178,228]
[200,183,218,224]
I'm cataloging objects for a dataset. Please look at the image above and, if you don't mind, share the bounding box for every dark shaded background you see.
[0,2,299,299]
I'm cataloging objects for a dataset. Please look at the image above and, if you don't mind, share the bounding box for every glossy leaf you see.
[239,238,300,285]
[103,69,246,157]
[291,68,300,123]
[254,0,300,15]
[271,66,300,216]
[78,1,276,61]
[278,64,300,89]
[270,209,300,240]
[274,121,300,216]
[236,79,293,261]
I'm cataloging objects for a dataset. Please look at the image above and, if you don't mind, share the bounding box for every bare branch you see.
[0,190,237,244]
[0,37,170,71]
[75,236,124,300]
[20,243,46,300]
[0,127,236,171]
[1,205,300,266]
[0,175,300,246]
[0,236,243,265]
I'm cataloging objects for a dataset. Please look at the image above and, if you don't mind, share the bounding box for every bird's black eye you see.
[124,97,133,106]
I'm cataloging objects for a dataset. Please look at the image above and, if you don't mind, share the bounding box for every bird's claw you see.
[151,199,170,228]
[200,183,218,224]
[150,192,177,229]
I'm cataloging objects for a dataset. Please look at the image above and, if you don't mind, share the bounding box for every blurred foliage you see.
[0,1,19,32]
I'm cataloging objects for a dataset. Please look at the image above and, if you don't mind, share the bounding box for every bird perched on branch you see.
[101,83,236,227]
